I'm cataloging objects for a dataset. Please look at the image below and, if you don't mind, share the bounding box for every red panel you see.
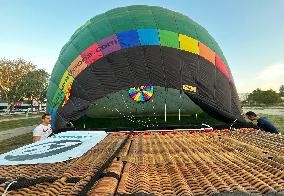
[215,55,230,80]
[81,43,103,65]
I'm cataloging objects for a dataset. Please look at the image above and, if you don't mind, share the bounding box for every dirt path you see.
[0,125,36,141]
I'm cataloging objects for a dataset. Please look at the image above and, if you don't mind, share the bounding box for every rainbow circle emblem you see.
[129,85,154,102]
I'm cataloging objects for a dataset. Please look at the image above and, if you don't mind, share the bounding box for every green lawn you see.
[0,132,33,154]
[0,117,41,132]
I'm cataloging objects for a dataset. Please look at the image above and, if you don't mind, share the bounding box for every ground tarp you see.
[0,131,107,165]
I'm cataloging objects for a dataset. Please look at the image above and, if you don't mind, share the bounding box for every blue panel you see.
[138,29,160,45]
[117,30,140,48]
[50,108,57,129]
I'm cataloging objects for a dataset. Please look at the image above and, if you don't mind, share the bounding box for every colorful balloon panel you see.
[50,28,232,110]
[179,34,199,55]
[129,86,154,102]
[97,35,121,56]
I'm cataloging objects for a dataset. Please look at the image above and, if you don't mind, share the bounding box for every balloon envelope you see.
[46,5,244,130]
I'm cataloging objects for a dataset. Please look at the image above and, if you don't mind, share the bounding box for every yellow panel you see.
[179,34,199,54]
[58,71,74,93]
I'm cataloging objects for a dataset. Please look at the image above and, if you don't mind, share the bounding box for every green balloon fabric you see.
[46,5,243,130]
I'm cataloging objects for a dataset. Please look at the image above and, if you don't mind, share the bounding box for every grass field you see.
[0,132,33,154]
[0,117,41,132]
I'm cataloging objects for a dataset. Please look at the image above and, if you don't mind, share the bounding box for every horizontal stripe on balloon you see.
[53,28,231,109]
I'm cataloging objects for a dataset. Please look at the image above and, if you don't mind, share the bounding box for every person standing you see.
[33,113,53,142]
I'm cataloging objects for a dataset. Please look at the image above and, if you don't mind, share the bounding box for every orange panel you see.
[67,55,88,78]
[199,42,215,64]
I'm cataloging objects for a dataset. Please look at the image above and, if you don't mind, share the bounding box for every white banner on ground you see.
[0,131,107,165]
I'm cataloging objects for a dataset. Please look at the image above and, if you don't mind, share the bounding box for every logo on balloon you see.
[182,85,197,93]
[4,140,82,161]
[129,85,154,102]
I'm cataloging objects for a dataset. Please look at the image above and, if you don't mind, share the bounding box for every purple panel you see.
[97,35,121,56]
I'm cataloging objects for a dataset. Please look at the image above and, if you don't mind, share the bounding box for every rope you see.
[3,177,57,192]
[2,181,17,196]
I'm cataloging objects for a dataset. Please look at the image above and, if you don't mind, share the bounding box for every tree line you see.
[0,58,49,112]
[245,86,284,106]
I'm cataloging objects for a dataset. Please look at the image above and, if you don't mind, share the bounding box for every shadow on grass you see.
[0,132,33,154]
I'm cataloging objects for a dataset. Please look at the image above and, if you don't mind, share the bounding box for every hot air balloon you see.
[46,5,244,131]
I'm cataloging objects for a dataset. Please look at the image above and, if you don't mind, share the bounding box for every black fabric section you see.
[90,56,122,93]
[72,68,106,101]
[54,97,90,133]
[4,177,58,191]
[65,177,81,183]
[78,131,132,196]
[143,46,165,85]
[126,47,149,86]
[106,50,133,88]
[196,56,215,100]
[0,178,7,184]
[54,46,244,130]
[102,172,120,180]
[187,91,243,123]
[215,68,231,110]
[3,175,106,192]
[230,81,243,116]
[161,47,181,89]
[179,50,198,86]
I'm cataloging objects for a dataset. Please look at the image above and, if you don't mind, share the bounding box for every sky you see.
[0,0,284,93]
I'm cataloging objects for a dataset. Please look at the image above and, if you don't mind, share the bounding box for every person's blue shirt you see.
[257,117,279,134]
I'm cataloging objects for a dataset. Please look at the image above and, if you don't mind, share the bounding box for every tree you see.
[279,85,284,97]
[19,69,50,112]
[248,88,282,105]
[0,58,36,112]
